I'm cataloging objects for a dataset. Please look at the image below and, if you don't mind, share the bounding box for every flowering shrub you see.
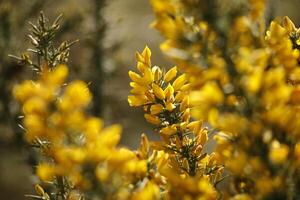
[150,0,300,199]
[11,0,300,199]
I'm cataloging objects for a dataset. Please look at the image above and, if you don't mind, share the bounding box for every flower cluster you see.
[14,65,151,200]
[11,0,300,199]
[150,0,300,199]
[150,0,266,89]
[128,46,223,199]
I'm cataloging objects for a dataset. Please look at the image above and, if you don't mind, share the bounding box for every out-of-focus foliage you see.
[12,12,150,200]
[0,0,47,146]
[0,1,110,199]
[15,63,152,200]
[0,0,108,147]
[150,0,300,199]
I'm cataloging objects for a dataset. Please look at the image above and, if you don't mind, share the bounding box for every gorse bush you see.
[150,0,300,199]
[11,0,300,200]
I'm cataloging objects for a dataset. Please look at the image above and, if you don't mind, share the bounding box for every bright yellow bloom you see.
[128,47,222,199]
[164,66,177,82]
[36,164,56,182]
[172,74,186,91]
[152,83,165,100]
[131,181,160,200]
[150,0,300,198]
[150,104,164,115]
[269,141,289,165]
[15,63,152,198]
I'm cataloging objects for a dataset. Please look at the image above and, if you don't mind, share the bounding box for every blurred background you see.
[0,0,299,199]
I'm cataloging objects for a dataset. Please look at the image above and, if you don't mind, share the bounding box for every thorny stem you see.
[160,107,199,176]
[11,12,77,71]
[10,12,77,200]
[57,176,66,200]
[89,0,106,116]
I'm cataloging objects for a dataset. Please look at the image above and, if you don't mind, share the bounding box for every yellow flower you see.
[129,70,142,82]
[36,164,56,181]
[190,82,224,106]
[13,80,37,103]
[95,167,109,182]
[23,97,47,115]
[84,117,103,140]
[164,66,177,82]
[139,133,150,158]
[24,114,44,138]
[128,46,222,195]
[144,114,161,125]
[165,101,175,112]
[59,80,92,111]
[172,74,186,91]
[128,95,149,106]
[43,64,68,87]
[131,181,160,200]
[150,104,164,115]
[160,125,177,136]
[187,121,202,135]
[99,124,122,148]
[141,45,152,67]
[152,83,165,100]
[269,141,289,164]
[164,83,174,100]
[54,147,86,165]
[282,16,296,33]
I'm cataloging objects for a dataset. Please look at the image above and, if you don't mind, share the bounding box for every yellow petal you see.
[135,52,144,63]
[180,83,191,92]
[152,83,165,100]
[164,84,174,100]
[269,141,289,164]
[36,164,56,181]
[152,66,162,82]
[180,95,190,111]
[129,71,142,82]
[143,67,154,84]
[175,91,185,102]
[165,102,176,112]
[181,108,190,122]
[137,62,147,73]
[145,91,156,102]
[142,46,152,67]
[283,16,296,32]
[187,120,203,134]
[128,95,148,106]
[197,129,208,146]
[23,97,47,115]
[100,124,122,148]
[130,88,146,95]
[160,125,177,136]
[13,80,37,103]
[172,74,186,91]
[144,114,161,125]
[150,104,164,114]
[46,64,68,86]
[63,80,92,109]
[130,82,148,94]
[140,133,150,157]
[164,66,177,82]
